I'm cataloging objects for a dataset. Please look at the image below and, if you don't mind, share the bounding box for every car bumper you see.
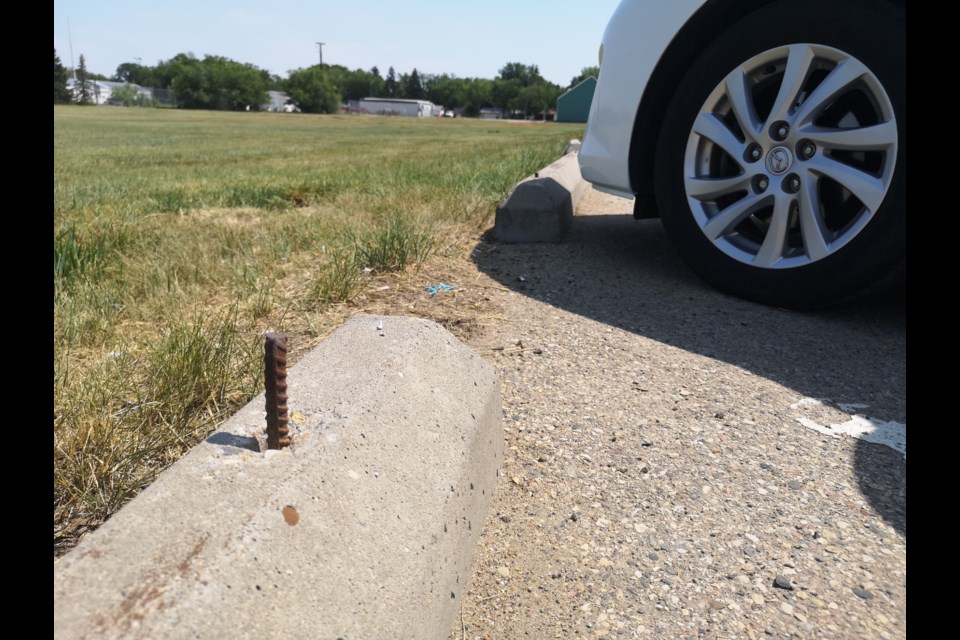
[579,0,707,197]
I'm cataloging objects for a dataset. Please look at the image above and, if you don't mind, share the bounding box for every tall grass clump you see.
[54,105,583,556]
[352,216,436,273]
[309,248,364,306]
[54,310,261,554]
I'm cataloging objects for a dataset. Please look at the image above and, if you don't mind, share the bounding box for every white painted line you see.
[791,397,906,457]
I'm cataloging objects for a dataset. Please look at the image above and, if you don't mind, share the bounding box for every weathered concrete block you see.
[54,314,503,640]
[495,176,574,243]
[494,148,588,243]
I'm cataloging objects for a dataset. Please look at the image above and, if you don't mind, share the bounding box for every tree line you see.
[54,48,598,118]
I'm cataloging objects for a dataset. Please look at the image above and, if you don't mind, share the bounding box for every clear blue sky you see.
[53,0,622,87]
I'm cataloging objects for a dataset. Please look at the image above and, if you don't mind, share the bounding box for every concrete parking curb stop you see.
[494,138,589,243]
[54,314,503,640]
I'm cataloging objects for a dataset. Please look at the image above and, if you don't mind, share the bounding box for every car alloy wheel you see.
[684,44,897,270]
[653,0,905,308]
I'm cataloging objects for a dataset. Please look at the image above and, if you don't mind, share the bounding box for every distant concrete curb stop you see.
[495,138,588,243]
[54,314,503,640]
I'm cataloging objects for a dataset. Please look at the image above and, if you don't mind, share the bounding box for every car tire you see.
[653,0,905,309]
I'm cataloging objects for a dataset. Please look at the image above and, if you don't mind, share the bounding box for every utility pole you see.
[315,42,325,68]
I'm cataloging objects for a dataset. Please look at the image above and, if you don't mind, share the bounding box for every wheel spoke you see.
[806,154,887,212]
[702,191,769,240]
[692,113,745,165]
[765,44,816,128]
[753,194,792,267]
[685,173,753,200]
[799,120,897,151]
[797,177,831,262]
[725,68,761,141]
[792,57,869,127]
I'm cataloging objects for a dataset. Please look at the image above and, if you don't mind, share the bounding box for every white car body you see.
[576,0,905,309]
[580,0,708,198]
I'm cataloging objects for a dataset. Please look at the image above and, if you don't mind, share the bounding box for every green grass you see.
[53,105,583,555]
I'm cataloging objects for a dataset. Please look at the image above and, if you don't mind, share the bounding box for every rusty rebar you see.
[264,332,290,450]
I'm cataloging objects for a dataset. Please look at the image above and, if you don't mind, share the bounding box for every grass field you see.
[54,105,583,556]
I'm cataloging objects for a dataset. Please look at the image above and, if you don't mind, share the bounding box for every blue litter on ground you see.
[424,283,456,297]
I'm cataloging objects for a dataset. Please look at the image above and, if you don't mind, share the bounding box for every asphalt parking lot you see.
[450,187,905,639]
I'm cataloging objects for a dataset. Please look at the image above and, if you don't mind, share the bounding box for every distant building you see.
[263,91,298,112]
[556,76,597,123]
[66,79,174,106]
[67,79,150,105]
[358,98,441,117]
[479,107,504,120]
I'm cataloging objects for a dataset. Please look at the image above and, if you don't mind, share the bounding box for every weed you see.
[352,216,436,274]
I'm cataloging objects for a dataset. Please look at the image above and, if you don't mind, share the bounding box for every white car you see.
[579,0,905,308]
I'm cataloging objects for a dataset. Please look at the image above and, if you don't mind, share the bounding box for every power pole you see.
[315,42,325,68]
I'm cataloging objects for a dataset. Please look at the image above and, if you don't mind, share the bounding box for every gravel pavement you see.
[447,187,906,640]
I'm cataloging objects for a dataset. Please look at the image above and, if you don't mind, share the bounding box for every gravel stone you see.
[853,588,874,600]
[773,576,794,590]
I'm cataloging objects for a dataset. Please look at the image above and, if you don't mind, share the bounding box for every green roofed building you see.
[556,76,597,123]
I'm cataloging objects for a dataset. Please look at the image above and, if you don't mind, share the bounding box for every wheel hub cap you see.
[765,146,793,175]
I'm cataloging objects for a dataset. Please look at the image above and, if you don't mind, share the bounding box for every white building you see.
[262,91,299,112]
[67,79,153,105]
[358,98,441,117]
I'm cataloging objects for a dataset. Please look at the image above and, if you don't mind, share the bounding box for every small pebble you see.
[773,576,794,591]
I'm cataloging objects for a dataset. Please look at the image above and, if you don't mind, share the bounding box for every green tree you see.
[491,62,561,118]
[568,66,600,88]
[516,83,560,119]
[285,66,341,113]
[113,62,156,87]
[498,62,544,87]
[425,74,461,110]
[76,54,92,104]
[54,48,71,103]
[461,78,493,117]
[109,83,153,107]
[404,68,423,100]
[168,54,268,110]
[152,53,198,89]
[385,66,398,97]
[262,70,284,91]
[339,68,383,101]
[491,77,522,114]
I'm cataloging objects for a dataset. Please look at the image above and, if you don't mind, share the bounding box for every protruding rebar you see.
[264,333,290,450]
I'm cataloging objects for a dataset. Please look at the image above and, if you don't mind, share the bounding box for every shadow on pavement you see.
[474,209,906,535]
